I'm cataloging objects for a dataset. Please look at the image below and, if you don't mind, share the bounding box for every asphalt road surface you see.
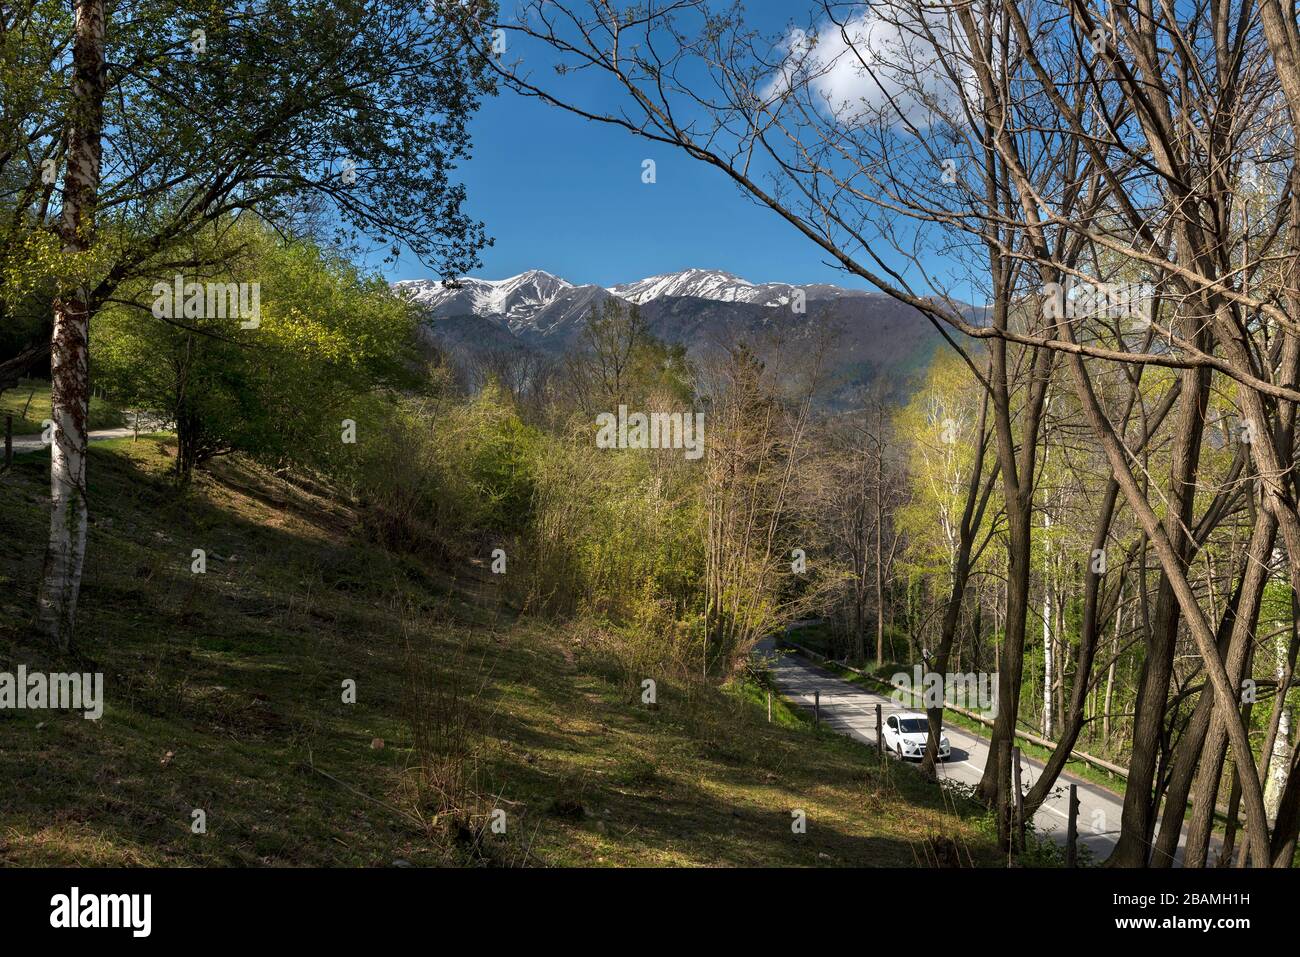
[756,636,1206,865]
[8,422,166,454]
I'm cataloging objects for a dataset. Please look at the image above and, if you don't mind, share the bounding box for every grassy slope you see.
[0,440,999,867]
[1,379,125,434]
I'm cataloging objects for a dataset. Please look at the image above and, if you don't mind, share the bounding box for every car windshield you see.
[899,718,933,734]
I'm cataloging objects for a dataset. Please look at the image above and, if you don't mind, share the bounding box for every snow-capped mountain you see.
[396,267,946,404]
[612,268,777,305]
[394,269,579,327]
[397,267,879,322]
[606,268,875,308]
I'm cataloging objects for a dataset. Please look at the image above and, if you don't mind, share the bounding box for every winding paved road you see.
[8,421,167,454]
[758,635,1208,865]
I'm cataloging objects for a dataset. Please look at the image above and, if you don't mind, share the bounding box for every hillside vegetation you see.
[0,439,998,867]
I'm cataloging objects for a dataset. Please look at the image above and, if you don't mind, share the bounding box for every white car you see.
[883,712,951,761]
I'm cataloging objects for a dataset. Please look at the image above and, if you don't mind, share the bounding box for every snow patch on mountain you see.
[395,267,880,323]
[394,269,574,323]
[611,268,756,304]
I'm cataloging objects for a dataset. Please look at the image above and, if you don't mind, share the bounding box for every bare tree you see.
[485,0,1300,863]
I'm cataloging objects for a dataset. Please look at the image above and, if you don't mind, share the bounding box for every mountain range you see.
[393,268,951,403]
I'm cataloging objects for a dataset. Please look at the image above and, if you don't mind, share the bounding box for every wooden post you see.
[133,411,139,442]
[766,690,771,723]
[876,703,883,756]
[1011,746,1025,853]
[814,690,820,727]
[1066,783,1079,867]
[4,414,11,469]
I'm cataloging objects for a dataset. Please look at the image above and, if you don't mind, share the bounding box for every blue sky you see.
[381,2,976,299]
[386,86,866,289]
[381,0,949,292]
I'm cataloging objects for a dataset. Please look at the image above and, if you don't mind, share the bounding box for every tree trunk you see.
[1042,504,1054,738]
[1154,508,1275,866]
[1262,629,1295,822]
[1023,482,1119,814]
[1057,313,1274,867]
[1056,584,1066,734]
[1104,587,1121,741]
[921,389,996,779]
[1218,763,1243,867]
[874,439,886,668]
[974,290,1052,836]
[1109,331,1212,866]
[35,0,106,652]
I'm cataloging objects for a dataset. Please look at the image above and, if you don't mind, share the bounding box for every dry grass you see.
[0,438,999,867]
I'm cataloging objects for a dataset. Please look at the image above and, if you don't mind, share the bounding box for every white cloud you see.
[761,4,976,126]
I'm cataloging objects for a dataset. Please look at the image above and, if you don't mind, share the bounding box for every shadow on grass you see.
[0,441,997,868]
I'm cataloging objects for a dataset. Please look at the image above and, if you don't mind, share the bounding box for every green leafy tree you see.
[94,222,419,478]
[16,0,494,649]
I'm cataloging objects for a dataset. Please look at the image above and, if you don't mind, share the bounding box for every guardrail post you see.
[813,690,820,727]
[1066,783,1079,867]
[766,690,771,723]
[876,703,883,756]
